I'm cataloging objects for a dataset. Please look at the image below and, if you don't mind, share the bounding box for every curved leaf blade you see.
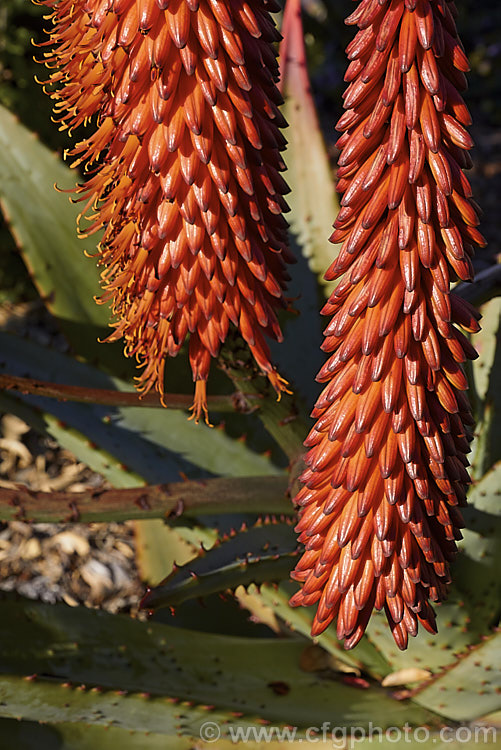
[279,0,340,296]
[0,105,112,361]
[412,630,501,722]
[141,519,300,609]
[0,331,283,480]
[469,296,501,479]
[0,595,438,731]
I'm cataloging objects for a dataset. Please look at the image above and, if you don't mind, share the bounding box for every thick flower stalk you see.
[290,0,485,650]
[39,0,292,420]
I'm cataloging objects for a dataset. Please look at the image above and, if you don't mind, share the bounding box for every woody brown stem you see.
[0,475,291,523]
[0,374,259,413]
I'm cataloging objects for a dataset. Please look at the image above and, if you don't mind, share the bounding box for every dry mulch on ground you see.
[0,412,144,614]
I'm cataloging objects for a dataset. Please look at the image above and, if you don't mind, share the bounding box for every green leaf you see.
[0,595,438,732]
[141,519,300,609]
[412,630,501,722]
[454,462,501,625]
[0,720,193,750]
[254,580,391,680]
[469,296,501,479]
[134,520,199,586]
[0,104,119,369]
[279,0,340,298]
[0,331,282,480]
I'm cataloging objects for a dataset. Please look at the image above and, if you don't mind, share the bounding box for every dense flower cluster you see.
[290,0,484,649]
[40,0,292,420]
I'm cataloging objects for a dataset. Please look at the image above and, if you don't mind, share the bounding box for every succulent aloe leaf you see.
[123,401,282,478]
[0,720,193,750]
[0,719,498,750]
[134,520,200,586]
[412,629,501,722]
[138,522,228,629]
[0,595,437,730]
[0,674,246,738]
[0,105,124,372]
[279,0,340,299]
[470,296,501,479]
[0,673,436,738]
[0,331,282,480]
[140,519,300,610]
[454,462,501,626]
[252,582,391,680]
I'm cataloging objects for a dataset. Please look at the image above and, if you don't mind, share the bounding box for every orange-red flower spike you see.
[289,0,484,650]
[40,0,293,420]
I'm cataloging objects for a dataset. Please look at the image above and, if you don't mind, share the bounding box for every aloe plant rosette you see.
[0,0,498,746]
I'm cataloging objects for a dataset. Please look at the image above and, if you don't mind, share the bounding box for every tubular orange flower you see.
[290,0,485,650]
[39,0,293,421]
